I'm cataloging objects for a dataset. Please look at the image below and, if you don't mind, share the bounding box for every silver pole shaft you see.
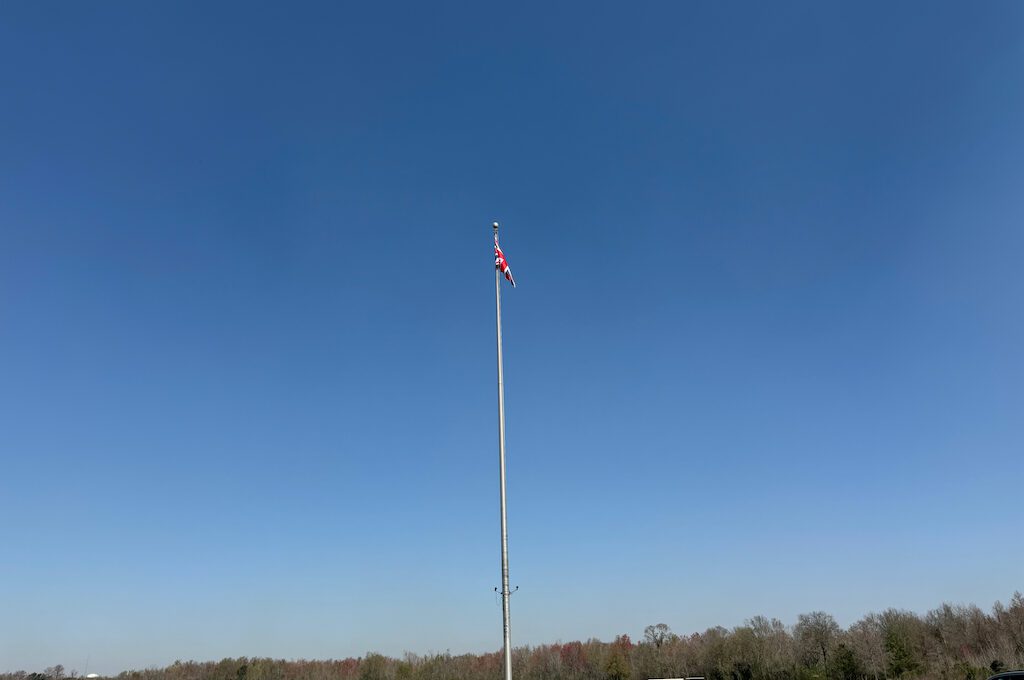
[494,222,513,680]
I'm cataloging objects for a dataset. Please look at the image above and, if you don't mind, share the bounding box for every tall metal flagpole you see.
[493,221,513,680]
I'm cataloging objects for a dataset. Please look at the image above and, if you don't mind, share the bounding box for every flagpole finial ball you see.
[493,222,499,228]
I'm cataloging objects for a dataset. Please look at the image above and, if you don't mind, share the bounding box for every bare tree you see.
[848,615,885,680]
[795,612,840,679]
[643,624,673,649]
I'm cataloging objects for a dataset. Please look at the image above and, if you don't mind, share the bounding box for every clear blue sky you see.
[2,1,1022,675]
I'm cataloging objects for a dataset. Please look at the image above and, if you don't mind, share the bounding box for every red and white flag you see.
[494,235,516,288]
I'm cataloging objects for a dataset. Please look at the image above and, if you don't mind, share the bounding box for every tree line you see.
[5,592,1021,680]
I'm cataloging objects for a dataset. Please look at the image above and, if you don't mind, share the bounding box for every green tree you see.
[604,652,629,680]
[876,610,925,680]
[832,643,865,680]
[359,654,390,680]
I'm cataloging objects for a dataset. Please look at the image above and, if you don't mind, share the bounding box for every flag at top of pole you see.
[495,232,516,288]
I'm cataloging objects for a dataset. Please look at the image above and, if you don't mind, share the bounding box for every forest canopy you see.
[6,592,1022,680]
